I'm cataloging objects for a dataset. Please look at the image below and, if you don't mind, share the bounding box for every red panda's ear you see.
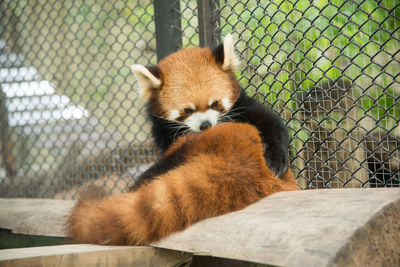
[212,34,238,71]
[131,64,162,101]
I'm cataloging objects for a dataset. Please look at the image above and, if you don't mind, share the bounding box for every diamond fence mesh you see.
[0,0,399,199]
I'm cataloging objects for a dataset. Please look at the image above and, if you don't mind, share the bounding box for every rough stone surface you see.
[0,188,399,266]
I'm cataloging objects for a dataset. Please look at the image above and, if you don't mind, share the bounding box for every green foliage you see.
[221,0,400,130]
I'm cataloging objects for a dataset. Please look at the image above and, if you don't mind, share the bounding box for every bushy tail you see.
[67,123,298,245]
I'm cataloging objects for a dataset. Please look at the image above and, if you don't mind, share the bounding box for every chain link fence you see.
[0,0,399,198]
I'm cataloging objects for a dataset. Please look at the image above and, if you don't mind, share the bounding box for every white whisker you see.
[171,124,192,142]
[218,106,245,124]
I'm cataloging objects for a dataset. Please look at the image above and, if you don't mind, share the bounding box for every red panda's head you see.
[131,34,240,132]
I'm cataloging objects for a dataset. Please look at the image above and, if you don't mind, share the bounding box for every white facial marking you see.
[222,97,232,110]
[187,102,196,110]
[168,109,180,120]
[184,109,219,132]
[208,98,214,106]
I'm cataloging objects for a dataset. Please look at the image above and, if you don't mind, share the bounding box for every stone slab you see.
[0,188,399,266]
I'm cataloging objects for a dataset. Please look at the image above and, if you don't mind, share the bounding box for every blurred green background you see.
[3,0,398,131]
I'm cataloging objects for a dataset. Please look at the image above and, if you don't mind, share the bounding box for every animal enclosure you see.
[0,0,399,198]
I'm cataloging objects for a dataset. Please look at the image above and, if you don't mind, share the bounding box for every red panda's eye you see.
[210,101,219,109]
[184,108,194,114]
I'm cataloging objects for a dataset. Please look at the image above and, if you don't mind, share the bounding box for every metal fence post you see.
[197,0,221,47]
[153,0,182,61]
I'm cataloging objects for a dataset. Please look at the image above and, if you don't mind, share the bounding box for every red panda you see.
[67,122,299,245]
[67,34,299,245]
[130,34,290,187]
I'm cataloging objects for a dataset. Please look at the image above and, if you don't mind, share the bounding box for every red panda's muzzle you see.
[184,109,220,132]
[199,121,212,131]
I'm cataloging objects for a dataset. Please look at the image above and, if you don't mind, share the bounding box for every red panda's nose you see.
[199,121,212,131]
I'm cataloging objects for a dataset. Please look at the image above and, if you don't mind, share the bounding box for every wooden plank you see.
[153,188,400,267]
[0,198,74,237]
[1,188,399,266]
[0,244,192,267]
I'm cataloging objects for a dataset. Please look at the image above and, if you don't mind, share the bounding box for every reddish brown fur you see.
[67,122,299,245]
[150,47,240,118]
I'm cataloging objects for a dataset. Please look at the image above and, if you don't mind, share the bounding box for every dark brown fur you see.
[67,122,298,245]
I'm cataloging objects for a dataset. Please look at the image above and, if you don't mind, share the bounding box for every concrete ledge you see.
[0,188,399,266]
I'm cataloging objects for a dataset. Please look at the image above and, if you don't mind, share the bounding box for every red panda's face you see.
[132,34,240,132]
